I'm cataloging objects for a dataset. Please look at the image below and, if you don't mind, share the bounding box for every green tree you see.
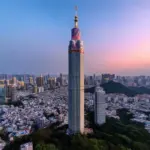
[132,141,149,150]
[35,144,41,150]
[35,143,58,150]
[118,145,131,150]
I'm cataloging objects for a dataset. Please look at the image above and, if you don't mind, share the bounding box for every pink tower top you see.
[71,14,80,40]
[71,28,80,40]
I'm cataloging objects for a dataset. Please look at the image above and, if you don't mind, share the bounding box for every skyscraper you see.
[94,86,106,125]
[60,73,64,86]
[0,84,6,103]
[29,77,34,85]
[33,85,38,94]
[12,77,17,85]
[20,142,33,150]
[36,75,44,87]
[48,77,56,89]
[101,74,115,84]
[68,7,84,134]
[11,86,17,101]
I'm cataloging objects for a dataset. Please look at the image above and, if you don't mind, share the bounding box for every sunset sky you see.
[0,0,150,75]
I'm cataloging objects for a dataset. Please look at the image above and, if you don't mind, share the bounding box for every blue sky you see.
[0,0,150,75]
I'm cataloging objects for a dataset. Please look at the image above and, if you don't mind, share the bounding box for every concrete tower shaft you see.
[68,9,84,134]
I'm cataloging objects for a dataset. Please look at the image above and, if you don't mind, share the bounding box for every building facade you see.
[36,76,44,87]
[48,78,56,89]
[0,84,6,103]
[94,86,106,125]
[20,142,33,150]
[11,87,17,101]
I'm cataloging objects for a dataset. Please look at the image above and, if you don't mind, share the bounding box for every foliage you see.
[35,143,58,150]
[0,128,8,141]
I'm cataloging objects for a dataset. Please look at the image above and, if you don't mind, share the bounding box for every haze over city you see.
[0,0,150,75]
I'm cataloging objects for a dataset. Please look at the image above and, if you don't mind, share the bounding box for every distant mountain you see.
[101,81,138,96]
[128,86,150,95]
[84,81,150,97]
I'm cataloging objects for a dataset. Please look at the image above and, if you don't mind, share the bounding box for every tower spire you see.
[74,6,78,28]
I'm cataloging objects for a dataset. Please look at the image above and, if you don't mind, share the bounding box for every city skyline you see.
[0,0,150,75]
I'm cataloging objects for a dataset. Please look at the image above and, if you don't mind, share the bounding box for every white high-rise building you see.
[38,87,44,93]
[94,86,106,125]
[20,142,33,150]
[11,86,17,101]
[68,8,84,134]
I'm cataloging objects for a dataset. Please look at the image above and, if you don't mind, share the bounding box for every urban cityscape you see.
[0,0,150,150]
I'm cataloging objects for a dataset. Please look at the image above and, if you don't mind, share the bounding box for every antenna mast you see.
[75,5,78,16]
[74,6,78,28]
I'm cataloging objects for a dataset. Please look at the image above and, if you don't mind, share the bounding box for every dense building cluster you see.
[114,76,150,87]
[0,74,67,104]
[1,86,150,138]
[0,80,150,149]
[84,74,150,88]
[0,87,68,140]
[106,94,150,131]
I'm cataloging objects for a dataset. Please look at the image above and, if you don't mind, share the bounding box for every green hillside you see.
[85,81,150,97]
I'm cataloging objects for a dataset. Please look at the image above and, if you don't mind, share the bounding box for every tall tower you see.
[68,7,84,134]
